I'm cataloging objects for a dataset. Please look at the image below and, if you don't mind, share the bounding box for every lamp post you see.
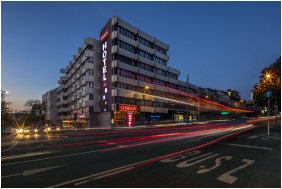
[143,86,149,125]
[264,73,273,136]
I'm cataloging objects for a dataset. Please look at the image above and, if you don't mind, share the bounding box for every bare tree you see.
[24,99,47,127]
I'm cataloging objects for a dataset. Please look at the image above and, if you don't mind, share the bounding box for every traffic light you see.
[264,107,268,112]
[227,89,231,96]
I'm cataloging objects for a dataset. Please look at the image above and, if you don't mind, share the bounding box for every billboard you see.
[100,21,112,112]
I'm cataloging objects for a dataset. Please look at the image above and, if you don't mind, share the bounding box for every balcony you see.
[60,91,67,97]
[111,60,138,73]
[155,74,168,82]
[84,50,94,58]
[138,56,154,66]
[112,75,138,86]
[155,62,169,71]
[60,68,67,74]
[168,78,180,85]
[60,76,66,81]
[82,100,94,107]
[138,43,154,55]
[139,68,154,78]
[168,67,180,76]
[155,50,169,61]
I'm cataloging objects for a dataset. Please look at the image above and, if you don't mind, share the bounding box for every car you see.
[16,128,24,135]
[3,128,16,134]
[26,127,38,134]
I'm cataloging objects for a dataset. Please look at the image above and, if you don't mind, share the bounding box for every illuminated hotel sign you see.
[100,29,108,42]
[100,22,111,112]
[119,104,138,112]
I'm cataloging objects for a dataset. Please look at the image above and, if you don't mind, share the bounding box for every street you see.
[1,118,280,188]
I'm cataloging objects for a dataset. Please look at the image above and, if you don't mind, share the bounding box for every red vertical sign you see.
[126,112,134,127]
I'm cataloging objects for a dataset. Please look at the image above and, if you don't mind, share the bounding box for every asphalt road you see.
[1,118,280,188]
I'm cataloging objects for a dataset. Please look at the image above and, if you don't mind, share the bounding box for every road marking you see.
[177,153,219,168]
[225,143,273,150]
[160,150,201,163]
[2,165,65,178]
[1,151,50,160]
[261,137,269,140]
[1,149,101,166]
[2,141,18,152]
[217,159,255,184]
[247,135,258,139]
[48,155,167,187]
[197,156,232,173]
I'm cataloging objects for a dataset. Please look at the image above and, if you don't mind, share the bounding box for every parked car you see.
[3,128,16,134]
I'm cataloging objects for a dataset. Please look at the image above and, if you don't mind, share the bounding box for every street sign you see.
[274,109,278,113]
[274,105,278,109]
[265,91,272,98]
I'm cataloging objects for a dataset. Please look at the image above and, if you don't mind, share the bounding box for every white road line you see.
[225,143,273,150]
[1,149,101,166]
[1,172,22,178]
[261,137,269,140]
[247,135,258,139]
[48,155,166,188]
[2,151,51,160]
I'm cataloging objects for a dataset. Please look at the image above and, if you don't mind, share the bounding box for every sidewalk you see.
[253,123,281,187]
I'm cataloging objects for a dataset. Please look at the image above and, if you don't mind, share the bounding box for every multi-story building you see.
[42,88,58,125]
[100,16,202,127]
[57,38,100,128]
[53,16,247,128]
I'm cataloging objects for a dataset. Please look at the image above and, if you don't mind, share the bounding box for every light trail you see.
[105,123,257,178]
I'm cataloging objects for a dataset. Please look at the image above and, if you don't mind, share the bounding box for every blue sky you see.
[1,1,281,111]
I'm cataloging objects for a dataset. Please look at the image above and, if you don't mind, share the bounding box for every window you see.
[116,40,135,53]
[88,45,93,51]
[137,36,152,48]
[139,50,152,60]
[154,45,166,55]
[153,56,166,65]
[89,70,93,76]
[116,26,135,40]
[115,54,136,66]
[89,94,93,100]
[89,82,93,88]
[139,62,151,71]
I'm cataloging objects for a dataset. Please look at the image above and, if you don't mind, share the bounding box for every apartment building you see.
[57,38,100,128]
[42,88,58,125]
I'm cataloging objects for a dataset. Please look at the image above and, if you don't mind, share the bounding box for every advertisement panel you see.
[126,112,134,127]
[119,104,138,112]
[79,114,85,119]
[100,21,112,112]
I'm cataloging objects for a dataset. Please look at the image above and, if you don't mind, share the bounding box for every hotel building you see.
[100,16,200,127]
[54,16,239,128]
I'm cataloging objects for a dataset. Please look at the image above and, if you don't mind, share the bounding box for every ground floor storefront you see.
[113,108,198,127]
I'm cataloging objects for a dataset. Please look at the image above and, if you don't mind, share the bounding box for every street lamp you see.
[143,86,149,125]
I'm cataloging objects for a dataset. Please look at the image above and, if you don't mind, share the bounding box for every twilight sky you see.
[1,1,281,111]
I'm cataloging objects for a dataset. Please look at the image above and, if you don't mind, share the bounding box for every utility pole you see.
[186,74,189,126]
